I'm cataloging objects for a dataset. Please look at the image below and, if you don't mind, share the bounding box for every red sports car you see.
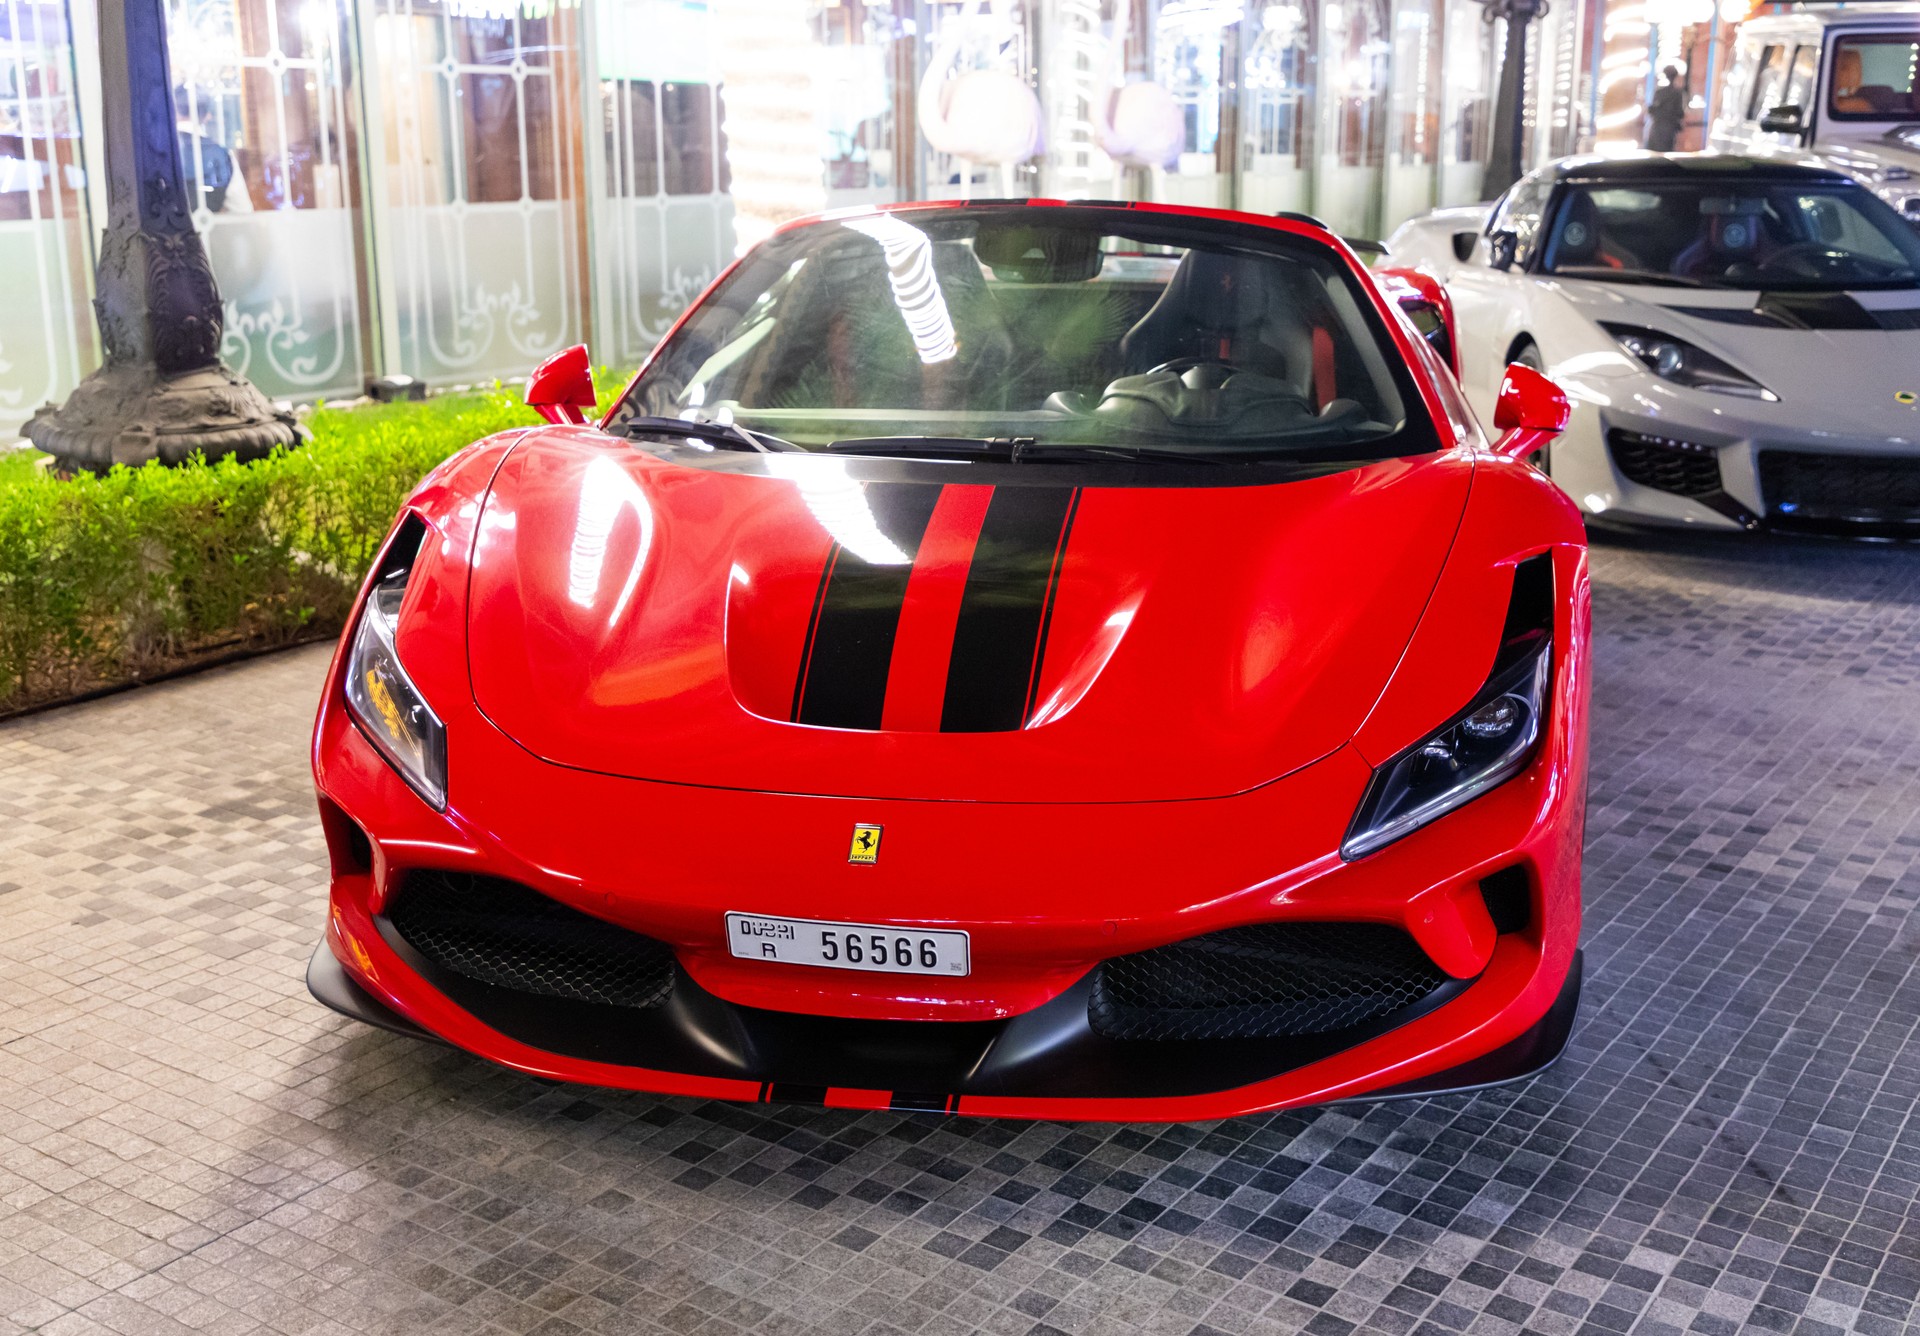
[308,200,1588,1121]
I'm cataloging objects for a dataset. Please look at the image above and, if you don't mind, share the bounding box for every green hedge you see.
[0,385,618,714]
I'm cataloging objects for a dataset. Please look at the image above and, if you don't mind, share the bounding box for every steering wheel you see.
[1754,243,1859,280]
[1145,356,1243,377]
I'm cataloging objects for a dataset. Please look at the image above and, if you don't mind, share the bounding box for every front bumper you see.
[308,937,1583,1112]
[310,638,1586,1119]
[1551,397,1920,538]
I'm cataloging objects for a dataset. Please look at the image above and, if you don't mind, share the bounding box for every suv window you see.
[1829,33,1920,121]
[1749,43,1791,117]
[1784,45,1818,111]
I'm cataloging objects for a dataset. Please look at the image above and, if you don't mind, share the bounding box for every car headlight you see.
[1342,555,1554,860]
[343,516,447,810]
[1600,323,1777,401]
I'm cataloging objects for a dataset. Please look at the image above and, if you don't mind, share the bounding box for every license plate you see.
[725,912,970,977]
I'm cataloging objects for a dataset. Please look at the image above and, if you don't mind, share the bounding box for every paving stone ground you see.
[4,527,1920,1336]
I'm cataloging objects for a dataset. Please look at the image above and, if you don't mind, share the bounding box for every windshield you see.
[1829,33,1920,121]
[1536,181,1920,290]
[610,208,1429,460]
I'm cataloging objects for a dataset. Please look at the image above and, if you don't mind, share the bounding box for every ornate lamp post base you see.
[30,0,308,475]
[24,361,304,473]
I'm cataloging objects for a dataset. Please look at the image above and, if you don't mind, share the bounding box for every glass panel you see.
[1436,0,1492,204]
[1316,0,1387,235]
[0,0,95,437]
[1382,0,1440,231]
[371,0,586,382]
[1748,42,1788,116]
[916,0,1034,200]
[1153,0,1234,208]
[1783,43,1817,112]
[167,0,365,399]
[592,0,733,367]
[661,81,715,194]
[814,0,900,208]
[1241,0,1313,214]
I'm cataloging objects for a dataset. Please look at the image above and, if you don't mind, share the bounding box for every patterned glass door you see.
[368,0,587,382]
[594,0,733,367]
[167,0,365,400]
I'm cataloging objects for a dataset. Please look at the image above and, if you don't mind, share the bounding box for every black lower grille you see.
[1608,429,1724,499]
[1088,922,1451,1043]
[1759,450,1920,529]
[387,871,676,1009]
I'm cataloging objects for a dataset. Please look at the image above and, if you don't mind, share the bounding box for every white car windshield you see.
[1537,181,1920,291]
[612,208,1436,461]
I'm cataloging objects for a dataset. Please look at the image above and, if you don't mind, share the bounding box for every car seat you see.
[1671,210,1767,280]
[1832,48,1877,114]
[1118,250,1323,401]
[1542,191,1626,270]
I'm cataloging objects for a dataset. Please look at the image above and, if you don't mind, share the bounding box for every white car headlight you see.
[343,517,447,810]
[1343,555,1554,860]
[1600,323,1777,401]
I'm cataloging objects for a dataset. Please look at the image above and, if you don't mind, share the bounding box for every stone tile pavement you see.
[3,528,1920,1336]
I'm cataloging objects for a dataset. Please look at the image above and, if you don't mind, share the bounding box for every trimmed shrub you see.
[0,384,621,713]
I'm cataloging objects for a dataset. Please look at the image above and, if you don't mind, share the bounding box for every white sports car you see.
[1387,153,1920,536]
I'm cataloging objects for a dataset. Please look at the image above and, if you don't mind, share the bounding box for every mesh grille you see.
[387,870,676,1010]
[1088,921,1450,1042]
[1608,430,1724,499]
[1759,451,1920,525]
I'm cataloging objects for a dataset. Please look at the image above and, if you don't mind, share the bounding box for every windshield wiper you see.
[1550,265,1710,288]
[621,415,800,453]
[819,435,1224,465]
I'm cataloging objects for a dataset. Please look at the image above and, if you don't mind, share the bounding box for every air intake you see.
[1088,921,1451,1042]
[387,870,676,1010]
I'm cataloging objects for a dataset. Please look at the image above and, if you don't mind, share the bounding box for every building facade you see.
[4,0,1663,435]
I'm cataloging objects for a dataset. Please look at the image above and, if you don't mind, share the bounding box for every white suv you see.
[1709,4,1920,223]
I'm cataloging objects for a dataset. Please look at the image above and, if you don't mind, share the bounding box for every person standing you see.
[1646,65,1687,152]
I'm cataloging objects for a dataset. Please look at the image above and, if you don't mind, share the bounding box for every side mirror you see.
[1376,266,1460,375]
[1758,103,1804,136]
[1451,230,1478,262]
[526,344,597,425]
[1492,362,1571,459]
[1487,228,1518,271]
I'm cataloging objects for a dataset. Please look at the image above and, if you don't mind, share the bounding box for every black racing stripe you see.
[1023,487,1081,724]
[941,487,1079,734]
[794,482,943,729]
[790,544,839,722]
[768,1083,830,1106]
[888,1091,952,1114]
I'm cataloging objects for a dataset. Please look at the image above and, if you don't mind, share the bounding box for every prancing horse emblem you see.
[848,823,882,864]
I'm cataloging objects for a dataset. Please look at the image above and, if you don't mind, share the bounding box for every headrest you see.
[1552,192,1603,264]
[1835,47,1863,91]
[1156,250,1281,336]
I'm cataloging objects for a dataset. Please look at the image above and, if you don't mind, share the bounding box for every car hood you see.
[465,432,1472,803]
[1554,281,1920,440]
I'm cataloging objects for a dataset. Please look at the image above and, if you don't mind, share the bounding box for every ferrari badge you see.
[848,823,882,864]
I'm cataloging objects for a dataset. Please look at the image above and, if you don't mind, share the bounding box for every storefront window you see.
[0,0,94,438]
[1241,0,1312,213]
[1438,0,1492,203]
[370,0,586,382]
[1154,0,1234,207]
[1383,0,1441,224]
[1316,0,1387,234]
[593,0,732,365]
[166,0,363,399]
[814,0,899,206]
